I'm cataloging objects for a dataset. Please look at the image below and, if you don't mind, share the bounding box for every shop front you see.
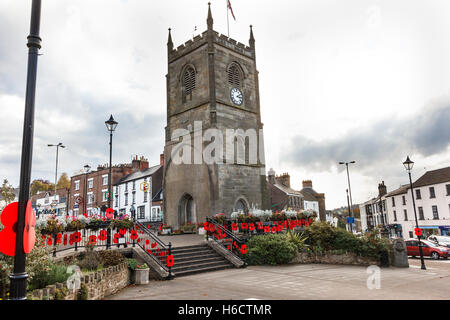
[439,226,450,236]
[418,226,440,237]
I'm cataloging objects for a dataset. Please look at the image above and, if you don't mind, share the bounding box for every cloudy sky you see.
[0,0,449,209]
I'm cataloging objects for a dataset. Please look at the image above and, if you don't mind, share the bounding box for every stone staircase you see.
[171,244,234,277]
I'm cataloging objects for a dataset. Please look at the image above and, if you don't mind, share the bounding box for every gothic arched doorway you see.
[235,198,249,214]
[178,194,197,225]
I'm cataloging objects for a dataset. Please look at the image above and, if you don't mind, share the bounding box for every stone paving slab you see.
[105,262,450,300]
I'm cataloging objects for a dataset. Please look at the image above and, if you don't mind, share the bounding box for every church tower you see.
[163,3,270,229]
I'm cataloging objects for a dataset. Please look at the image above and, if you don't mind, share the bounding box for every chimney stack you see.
[278,173,290,188]
[302,180,313,189]
[378,181,387,197]
[160,153,165,167]
[268,168,276,184]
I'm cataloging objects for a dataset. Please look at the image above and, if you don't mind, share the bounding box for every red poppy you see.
[69,240,74,245]
[56,233,62,240]
[130,230,138,240]
[258,222,263,230]
[145,239,150,245]
[98,230,107,241]
[227,245,231,250]
[231,223,238,231]
[113,238,118,244]
[47,237,52,246]
[137,238,141,243]
[240,244,247,255]
[148,224,151,229]
[105,208,114,219]
[264,226,270,233]
[73,232,82,243]
[249,223,255,231]
[89,235,97,245]
[271,227,277,234]
[119,228,126,235]
[114,233,120,239]
[41,235,46,240]
[241,223,248,230]
[151,242,157,248]
[277,225,283,232]
[166,255,174,268]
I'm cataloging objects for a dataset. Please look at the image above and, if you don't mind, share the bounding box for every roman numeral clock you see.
[230,87,243,106]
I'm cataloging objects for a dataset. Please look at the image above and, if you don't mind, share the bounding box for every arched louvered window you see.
[182,66,196,103]
[228,63,242,88]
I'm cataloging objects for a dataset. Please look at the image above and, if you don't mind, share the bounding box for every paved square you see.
[106,261,450,300]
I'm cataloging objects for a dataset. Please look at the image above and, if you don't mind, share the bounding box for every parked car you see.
[427,235,450,248]
[405,239,450,260]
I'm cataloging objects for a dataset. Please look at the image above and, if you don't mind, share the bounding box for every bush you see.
[78,283,88,300]
[304,221,391,261]
[180,223,197,233]
[126,258,139,270]
[98,250,125,267]
[28,264,70,291]
[247,233,298,265]
[78,252,101,271]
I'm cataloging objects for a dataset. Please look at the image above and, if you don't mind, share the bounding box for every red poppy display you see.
[232,223,238,231]
[151,242,157,248]
[89,235,97,245]
[0,201,37,256]
[23,201,36,254]
[130,230,138,240]
[240,244,247,255]
[166,255,174,268]
[105,208,114,219]
[98,230,107,241]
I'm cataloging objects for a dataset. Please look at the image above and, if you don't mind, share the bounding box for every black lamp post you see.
[9,0,42,300]
[403,156,426,270]
[339,161,356,232]
[105,115,117,250]
[105,115,118,211]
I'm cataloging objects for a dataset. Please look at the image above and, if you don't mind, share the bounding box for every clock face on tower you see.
[230,87,243,106]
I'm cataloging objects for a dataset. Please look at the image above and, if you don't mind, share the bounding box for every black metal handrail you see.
[205,217,247,264]
[135,220,173,278]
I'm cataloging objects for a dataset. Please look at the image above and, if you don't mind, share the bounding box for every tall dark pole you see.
[108,132,112,211]
[339,161,356,219]
[10,0,42,300]
[403,156,426,270]
[48,143,64,214]
[346,189,352,233]
[408,171,426,270]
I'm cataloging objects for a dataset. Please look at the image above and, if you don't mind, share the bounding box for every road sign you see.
[347,217,355,224]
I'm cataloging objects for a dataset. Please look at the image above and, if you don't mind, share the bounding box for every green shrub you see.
[287,231,309,252]
[247,233,298,265]
[98,250,125,267]
[78,252,101,271]
[126,258,139,270]
[28,264,70,291]
[78,283,88,300]
[304,221,391,261]
[55,287,68,300]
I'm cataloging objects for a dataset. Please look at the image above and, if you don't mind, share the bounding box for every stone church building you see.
[163,3,270,229]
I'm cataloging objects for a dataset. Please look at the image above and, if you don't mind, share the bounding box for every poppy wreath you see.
[166,255,174,268]
[130,230,138,240]
[98,230,107,241]
[113,233,120,244]
[89,235,97,245]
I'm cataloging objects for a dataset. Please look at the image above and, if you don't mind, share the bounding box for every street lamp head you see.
[403,156,414,171]
[84,164,91,172]
[105,115,118,132]
[350,161,356,164]
[339,162,345,165]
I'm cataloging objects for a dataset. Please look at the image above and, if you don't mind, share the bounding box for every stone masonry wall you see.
[29,262,130,300]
